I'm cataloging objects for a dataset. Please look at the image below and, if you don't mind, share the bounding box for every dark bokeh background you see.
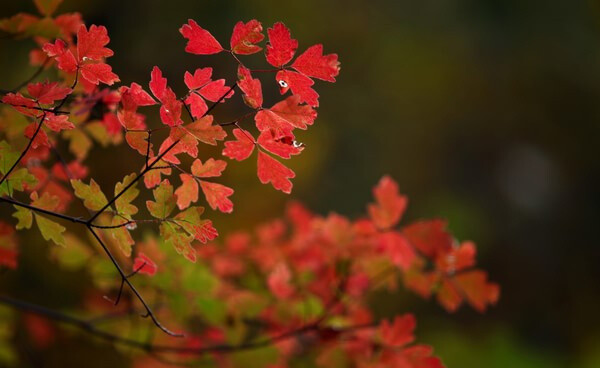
[2,0,600,367]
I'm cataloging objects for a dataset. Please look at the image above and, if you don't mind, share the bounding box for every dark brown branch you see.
[0,294,376,355]
[86,226,183,337]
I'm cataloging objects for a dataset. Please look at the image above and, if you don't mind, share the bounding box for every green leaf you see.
[63,129,92,160]
[0,168,37,196]
[35,214,66,246]
[50,234,92,270]
[147,179,176,219]
[0,141,19,175]
[71,178,109,211]
[85,121,111,147]
[160,222,195,262]
[115,173,139,219]
[173,206,216,243]
[12,206,32,230]
[107,217,134,257]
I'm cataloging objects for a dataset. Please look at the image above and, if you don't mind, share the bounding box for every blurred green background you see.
[2,0,600,367]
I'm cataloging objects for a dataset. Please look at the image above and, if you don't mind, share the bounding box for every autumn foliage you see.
[0,1,498,367]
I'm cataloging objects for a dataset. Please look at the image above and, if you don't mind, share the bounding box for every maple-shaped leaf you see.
[119,83,156,111]
[180,19,223,55]
[44,114,74,132]
[149,66,183,127]
[257,150,295,194]
[175,174,199,210]
[27,81,72,104]
[184,67,213,90]
[183,116,227,146]
[254,95,316,136]
[377,231,416,271]
[230,20,264,55]
[237,66,262,109]
[185,93,208,119]
[114,173,139,219]
[0,168,37,197]
[222,128,255,161]
[77,24,113,61]
[35,213,66,246]
[1,92,37,116]
[34,0,63,16]
[454,270,500,312]
[292,44,341,82]
[24,123,50,149]
[268,262,294,299]
[191,158,227,178]
[159,133,197,164]
[42,39,77,72]
[30,191,60,211]
[71,178,109,211]
[143,159,171,189]
[80,63,119,85]
[161,221,196,262]
[173,206,218,244]
[106,217,134,256]
[13,206,33,230]
[402,219,452,258]
[257,130,303,159]
[368,176,408,230]
[276,70,319,107]
[133,252,157,276]
[435,241,476,274]
[200,180,234,213]
[146,179,176,219]
[125,131,151,156]
[265,22,298,67]
[379,314,416,347]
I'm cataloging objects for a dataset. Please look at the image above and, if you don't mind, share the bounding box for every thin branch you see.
[0,196,87,225]
[86,226,183,337]
[0,294,376,355]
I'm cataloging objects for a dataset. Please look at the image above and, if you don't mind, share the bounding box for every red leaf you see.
[265,22,297,67]
[257,130,303,159]
[254,95,316,136]
[184,115,227,145]
[191,158,227,178]
[237,66,262,109]
[454,270,500,312]
[27,81,72,104]
[175,174,199,210]
[200,180,234,213]
[379,314,416,347]
[1,93,37,116]
[180,19,223,55]
[222,128,255,161]
[149,66,182,126]
[257,151,295,194]
[195,220,218,244]
[42,39,77,72]
[268,262,294,299]
[377,231,416,271]
[44,114,74,132]
[292,44,341,82]
[76,24,113,61]
[402,220,453,258]
[230,20,264,55]
[24,123,49,149]
[436,241,476,273]
[133,252,157,276]
[184,93,208,119]
[119,83,156,111]
[80,63,119,85]
[368,175,407,230]
[199,79,234,102]
[276,70,319,107]
[184,67,213,90]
